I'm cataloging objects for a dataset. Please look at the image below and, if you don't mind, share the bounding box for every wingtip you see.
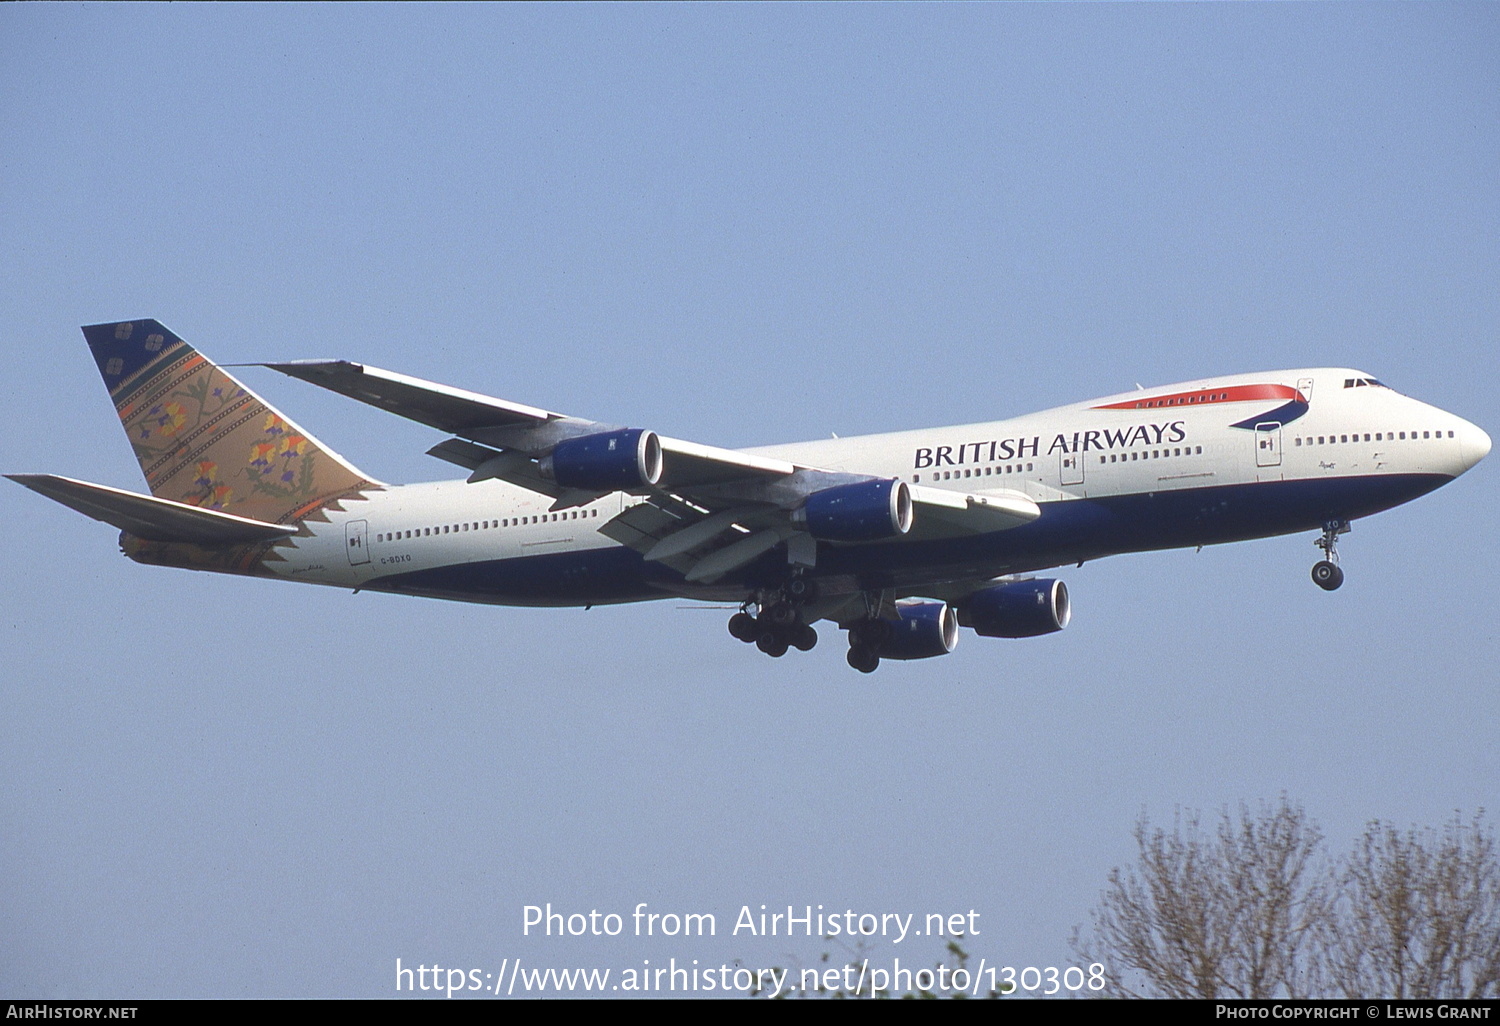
[259,359,366,378]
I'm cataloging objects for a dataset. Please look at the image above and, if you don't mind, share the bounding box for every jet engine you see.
[961,579,1070,638]
[798,479,913,542]
[541,428,663,490]
[879,601,959,660]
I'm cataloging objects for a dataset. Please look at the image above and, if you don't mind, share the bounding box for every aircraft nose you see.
[1457,418,1491,473]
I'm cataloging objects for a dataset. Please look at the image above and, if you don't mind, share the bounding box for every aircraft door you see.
[1297,376,1314,403]
[1255,424,1282,468]
[1060,449,1085,487]
[345,519,370,565]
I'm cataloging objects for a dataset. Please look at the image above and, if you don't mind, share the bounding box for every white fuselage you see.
[264,368,1488,605]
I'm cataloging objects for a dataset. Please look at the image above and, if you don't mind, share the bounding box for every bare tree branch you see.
[1073,797,1327,999]
[1074,801,1498,998]
[1323,812,1500,998]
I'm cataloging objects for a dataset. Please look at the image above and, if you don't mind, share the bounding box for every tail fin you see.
[83,319,379,525]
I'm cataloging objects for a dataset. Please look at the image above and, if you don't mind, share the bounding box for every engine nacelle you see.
[880,601,959,661]
[961,579,1070,638]
[541,428,663,491]
[799,479,913,542]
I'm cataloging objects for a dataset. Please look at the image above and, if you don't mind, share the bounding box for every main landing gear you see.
[727,577,819,658]
[1311,519,1349,591]
[845,618,890,675]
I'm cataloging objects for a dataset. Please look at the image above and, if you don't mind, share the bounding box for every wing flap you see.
[644,505,766,563]
[8,474,299,545]
[683,528,791,584]
[425,439,565,499]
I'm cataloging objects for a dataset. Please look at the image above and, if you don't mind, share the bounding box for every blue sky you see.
[2,3,1496,998]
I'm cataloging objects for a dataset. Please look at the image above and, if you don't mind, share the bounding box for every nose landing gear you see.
[1311,519,1349,591]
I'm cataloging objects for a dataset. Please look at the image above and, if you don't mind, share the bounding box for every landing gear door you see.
[345,519,370,565]
[1255,424,1282,468]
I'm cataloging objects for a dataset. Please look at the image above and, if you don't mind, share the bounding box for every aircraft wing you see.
[265,359,1040,583]
[261,360,557,435]
[7,474,299,545]
[263,360,797,487]
[904,484,1040,538]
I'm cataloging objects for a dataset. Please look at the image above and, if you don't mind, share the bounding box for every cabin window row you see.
[1293,429,1454,447]
[1132,392,1230,409]
[1097,446,1203,464]
[913,463,1035,483]
[374,507,599,543]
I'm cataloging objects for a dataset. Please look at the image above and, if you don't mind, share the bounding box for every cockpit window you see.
[1344,377,1387,388]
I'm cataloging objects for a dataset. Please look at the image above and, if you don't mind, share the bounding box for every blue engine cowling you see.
[800,479,913,542]
[961,579,1070,638]
[880,601,959,660]
[542,428,663,491]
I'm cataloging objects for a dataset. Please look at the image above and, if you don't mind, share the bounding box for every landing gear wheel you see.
[791,624,818,652]
[1311,519,1350,591]
[849,618,891,651]
[1311,560,1344,591]
[756,631,789,657]
[766,601,799,627]
[846,645,880,673]
[728,612,758,642]
[786,577,818,604]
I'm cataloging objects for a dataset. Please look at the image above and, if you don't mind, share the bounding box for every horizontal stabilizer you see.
[7,474,299,545]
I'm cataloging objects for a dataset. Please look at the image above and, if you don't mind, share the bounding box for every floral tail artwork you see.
[82,319,379,574]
